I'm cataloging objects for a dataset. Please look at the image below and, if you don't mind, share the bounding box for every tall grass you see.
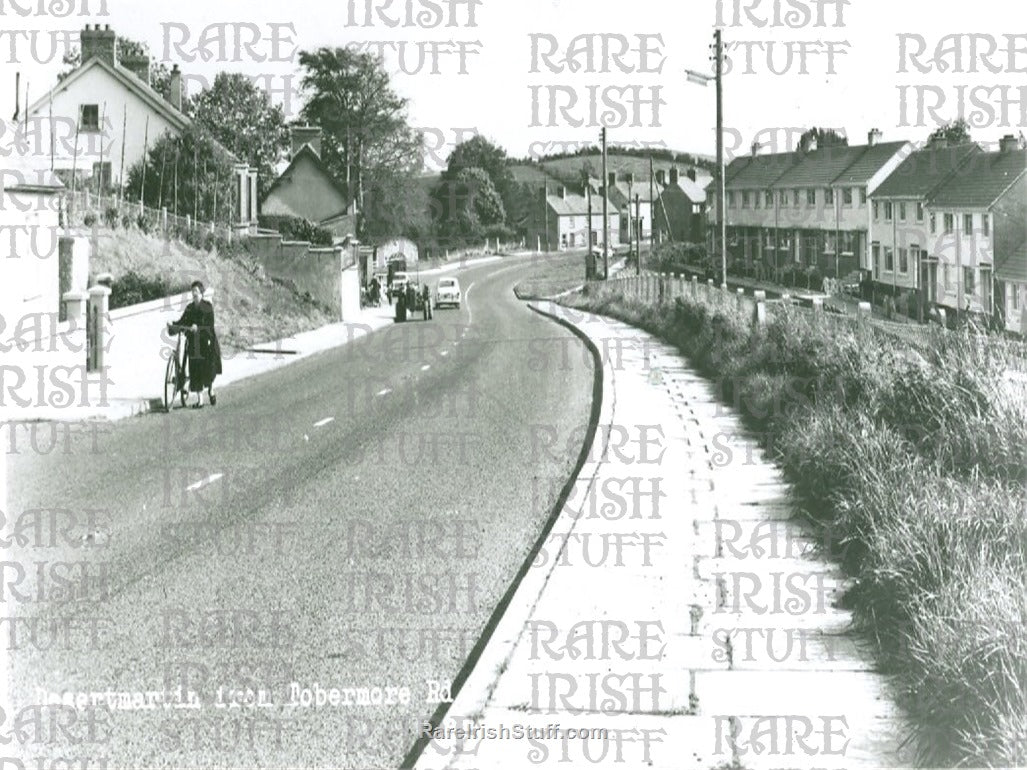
[565,284,1027,767]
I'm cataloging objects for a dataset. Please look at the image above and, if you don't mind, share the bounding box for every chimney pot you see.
[751,141,760,157]
[999,134,1017,152]
[608,171,616,187]
[168,65,183,110]
[656,169,666,185]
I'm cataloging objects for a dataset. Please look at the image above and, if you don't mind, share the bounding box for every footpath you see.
[413,300,913,770]
[4,256,502,424]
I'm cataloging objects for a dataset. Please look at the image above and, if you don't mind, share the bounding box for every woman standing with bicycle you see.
[169,280,223,408]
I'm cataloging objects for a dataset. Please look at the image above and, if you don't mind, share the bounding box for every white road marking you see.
[377,388,392,396]
[186,473,223,492]
[313,417,334,428]
[421,364,431,371]
[440,351,449,356]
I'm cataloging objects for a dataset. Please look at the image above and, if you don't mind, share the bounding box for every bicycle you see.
[163,324,190,412]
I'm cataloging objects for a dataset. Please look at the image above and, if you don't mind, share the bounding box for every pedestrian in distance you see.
[422,284,432,321]
[169,280,222,408]
[395,286,407,322]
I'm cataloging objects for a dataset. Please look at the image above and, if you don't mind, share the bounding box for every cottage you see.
[654,167,709,243]
[524,185,621,252]
[260,126,358,240]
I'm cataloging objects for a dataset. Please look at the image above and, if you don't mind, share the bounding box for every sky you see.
[2,0,1025,172]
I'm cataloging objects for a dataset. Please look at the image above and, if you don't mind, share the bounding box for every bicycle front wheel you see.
[163,355,179,412]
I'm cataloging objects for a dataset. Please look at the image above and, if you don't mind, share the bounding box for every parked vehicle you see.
[390,271,410,299]
[435,277,461,308]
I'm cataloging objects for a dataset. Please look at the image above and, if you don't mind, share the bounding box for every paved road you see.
[3,256,594,769]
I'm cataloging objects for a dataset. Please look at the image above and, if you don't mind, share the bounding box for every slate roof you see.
[833,141,909,185]
[771,144,867,189]
[995,242,1027,284]
[872,143,982,199]
[546,193,617,215]
[725,152,800,189]
[660,177,708,204]
[927,148,1027,208]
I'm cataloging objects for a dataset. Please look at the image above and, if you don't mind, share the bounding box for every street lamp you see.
[685,27,727,288]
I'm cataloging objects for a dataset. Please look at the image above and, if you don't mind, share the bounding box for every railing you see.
[587,272,1027,374]
[62,189,237,242]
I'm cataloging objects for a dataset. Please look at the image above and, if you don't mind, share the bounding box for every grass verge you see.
[562,283,1027,767]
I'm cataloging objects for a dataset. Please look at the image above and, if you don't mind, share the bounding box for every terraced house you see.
[870,136,1027,329]
[710,131,909,283]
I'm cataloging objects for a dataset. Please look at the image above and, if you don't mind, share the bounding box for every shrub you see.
[103,205,120,229]
[108,270,192,310]
[83,212,97,227]
[121,213,135,230]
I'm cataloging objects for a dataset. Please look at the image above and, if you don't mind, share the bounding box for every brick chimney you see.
[608,171,616,187]
[655,169,666,185]
[81,24,117,68]
[120,53,150,86]
[751,141,760,157]
[669,168,679,185]
[168,64,183,110]
[291,125,322,158]
[867,128,882,147]
[625,172,634,186]
[999,134,1018,152]
[686,168,696,181]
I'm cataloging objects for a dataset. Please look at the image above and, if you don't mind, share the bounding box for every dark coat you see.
[173,299,222,391]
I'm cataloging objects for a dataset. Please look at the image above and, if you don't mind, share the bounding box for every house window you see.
[982,214,990,236]
[793,189,800,207]
[841,232,855,253]
[943,263,950,291]
[727,192,735,207]
[843,188,853,205]
[741,191,750,208]
[899,202,906,221]
[860,188,867,204]
[964,267,976,295]
[898,247,908,273]
[943,213,954,233]
[766,191,773,206]
[884,202,893,221]
[873,201,879,220]
[825,233,836,253]
[916,202,924,221]
[754,192,761,209]
[825,188,834,205]
[964,213,974,233]
[807,189,816,206]
[80,104,99,131]
[930,213,937,233]
[780,190,788,206]
[872,242,881,278]
[1013,285,1020,310]
[885,246,894,271]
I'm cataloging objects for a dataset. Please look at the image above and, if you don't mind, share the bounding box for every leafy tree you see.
[800,127,848,148]
[60,36,172,97]
[928,118,972,146]
[298,47,425,238]
[441,135,516,222]
[187,73,289,201]
[433,167,505,242]
[124,125,235,225]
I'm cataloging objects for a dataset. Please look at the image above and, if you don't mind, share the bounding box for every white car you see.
[435,277,461,308]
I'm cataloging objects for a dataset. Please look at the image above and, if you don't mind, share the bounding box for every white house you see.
[24,24,192,192]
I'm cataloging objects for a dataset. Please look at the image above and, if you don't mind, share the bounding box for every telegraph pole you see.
[635,194,642,275]
[714,28,727,288]
[600,126,609,279]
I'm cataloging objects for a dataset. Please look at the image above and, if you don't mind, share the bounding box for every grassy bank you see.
[563,285,1027,767]
[88,227,336,351]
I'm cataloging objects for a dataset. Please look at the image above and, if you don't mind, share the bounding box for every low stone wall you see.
[248,234,346,320]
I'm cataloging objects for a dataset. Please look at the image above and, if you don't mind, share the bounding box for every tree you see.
[433,167,506,242]
[124,125,235,224]
[800,127,848,149]
[59,36,172,97]
[441,136,516,222]
[298,47,425,238]
[928,118,972,146]
[188,73,289,201]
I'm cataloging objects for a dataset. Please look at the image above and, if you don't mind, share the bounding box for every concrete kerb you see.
[406,300,616,770]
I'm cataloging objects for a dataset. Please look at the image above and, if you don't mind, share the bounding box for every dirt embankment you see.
[87,227,336,351]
